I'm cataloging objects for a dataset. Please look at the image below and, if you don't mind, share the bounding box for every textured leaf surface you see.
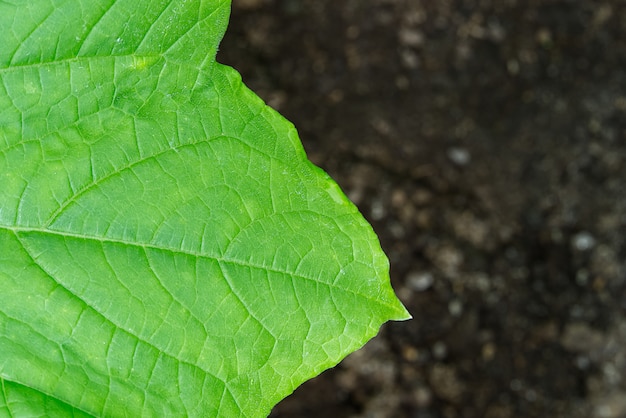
[0,0,409,416]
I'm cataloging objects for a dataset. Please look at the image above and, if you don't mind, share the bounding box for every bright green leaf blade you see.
[0,378,94,417]
[0,0,410,416]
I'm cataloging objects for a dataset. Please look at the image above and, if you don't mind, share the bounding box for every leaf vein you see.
[77,1,118,56]
[3,225,397,312]
[11,230,229,390]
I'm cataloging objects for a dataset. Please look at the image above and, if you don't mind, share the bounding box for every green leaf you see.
[0,0,409,416]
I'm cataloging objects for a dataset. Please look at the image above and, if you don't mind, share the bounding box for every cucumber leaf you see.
[0,0,410,416]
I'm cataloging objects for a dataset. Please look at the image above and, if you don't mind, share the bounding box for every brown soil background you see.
[217,1,626,417]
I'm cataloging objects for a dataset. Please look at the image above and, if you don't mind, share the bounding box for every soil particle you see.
[428,363,466,404]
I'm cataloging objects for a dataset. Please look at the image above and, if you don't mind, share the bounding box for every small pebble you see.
[407,271,434,291]
[573,231,596,251]
[447,147,471,166]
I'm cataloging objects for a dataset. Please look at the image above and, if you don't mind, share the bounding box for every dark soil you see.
[217,1,626,417]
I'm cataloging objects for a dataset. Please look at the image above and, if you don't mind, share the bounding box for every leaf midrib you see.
[1,224,395,312]
[0,53,164,74]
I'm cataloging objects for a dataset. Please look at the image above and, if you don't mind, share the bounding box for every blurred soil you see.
[217,1,626,417]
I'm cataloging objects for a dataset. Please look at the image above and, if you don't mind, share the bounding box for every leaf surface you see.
[0,0,409,416]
